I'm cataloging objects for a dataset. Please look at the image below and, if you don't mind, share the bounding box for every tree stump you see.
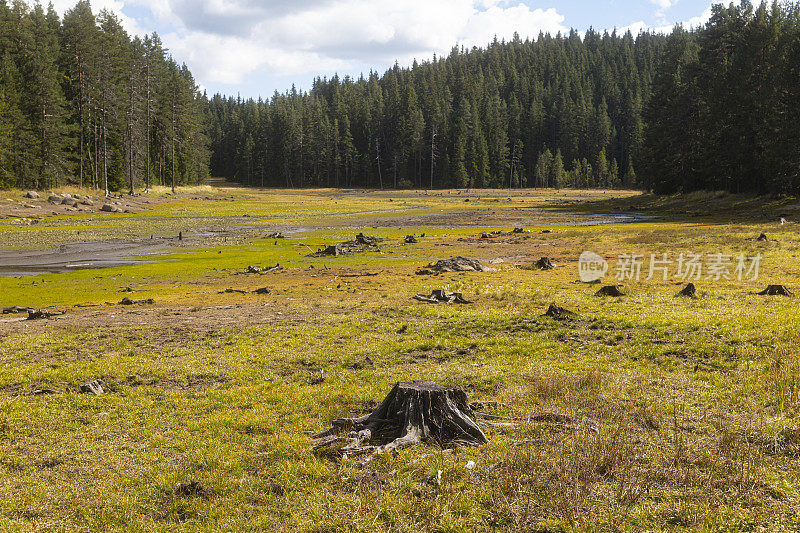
[756,233,768,242]
[404,235,418,243]
[413,290,472,304]
[313,381,487,459]
[758,285,793,296]
[543,304,575,319]
[535,257,554,270]
[595,285,625,297]
[676,283,697,297]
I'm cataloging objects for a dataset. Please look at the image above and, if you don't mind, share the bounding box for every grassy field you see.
[0,186,799,531]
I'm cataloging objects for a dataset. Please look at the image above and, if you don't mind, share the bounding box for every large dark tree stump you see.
[758,285,793,296]
[676,283,697,298]
[313,381,487,458]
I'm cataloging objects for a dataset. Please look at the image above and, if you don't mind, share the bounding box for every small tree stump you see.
[757,285,793,296]
[543,304,575,319]
[404,235,418,243]
[313,381,487,459]
[535,257,554,270]
[756,233,768,242]
[413,289,471,304]
[595,285,625,297]
[676,283,697,298]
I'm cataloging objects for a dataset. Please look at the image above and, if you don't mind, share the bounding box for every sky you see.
[47,0,722,99]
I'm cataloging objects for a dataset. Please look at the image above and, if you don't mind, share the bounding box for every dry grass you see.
[0,187,799,531]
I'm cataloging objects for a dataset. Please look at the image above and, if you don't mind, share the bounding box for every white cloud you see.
[621,2,714,35]
[52,0,568,86]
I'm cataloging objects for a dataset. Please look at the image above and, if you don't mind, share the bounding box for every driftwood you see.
[595,285,625,297]
[757,285,793,296]
[413,289,472,304]
[27,309,65,320]
[543,304,575,319]
[676,283,697,297]
[534,257,554,270]
[416,256,493,275]
[119,297,154,305]
[246,264,282,274]
[219,288,247,294]
[2,306,33,314]
[313,382,487,461]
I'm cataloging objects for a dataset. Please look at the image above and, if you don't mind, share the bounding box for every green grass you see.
[0,187,799,531]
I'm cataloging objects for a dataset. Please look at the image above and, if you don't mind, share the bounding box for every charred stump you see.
[313,381,487,460]
[404,235,418,244]
[676,283,697,298]
[595,285,625,297]
[756,233,768,242]
[757,285,793,296]
[535,257,554,270]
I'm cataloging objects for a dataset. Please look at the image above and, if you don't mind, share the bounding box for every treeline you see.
[642,1,800,193]
[208,30,664,189]
[0,0,209,193]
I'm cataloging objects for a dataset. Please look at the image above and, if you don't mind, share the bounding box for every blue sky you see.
[50,0,720,99]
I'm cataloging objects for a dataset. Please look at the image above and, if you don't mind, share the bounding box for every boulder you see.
[48,194,62,204]
[24,191,39,199]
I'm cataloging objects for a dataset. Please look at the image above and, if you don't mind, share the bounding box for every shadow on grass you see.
[544,190,799,224]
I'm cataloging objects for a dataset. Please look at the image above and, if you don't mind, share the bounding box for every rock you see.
[512,227,524,233]
[82,199,93,206]
[543,304,575,319]
[541,229,552,234]
[24,191,39,199]
[252,287,271,294]
[72,194,83,200]
[595,285,625,297]
[100,203,115,212]
[61,197,78,207]
[404,235,418,244]
[80,379,108,395]
[413,289,472,304]
[61,193,72,198]
[23,204,38,209]
[676,283,697,297]
[266,232,285,239]
[48,194,62,204]
[757,285,793,296]
[420,256,493,273]
[534,257,554,270]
